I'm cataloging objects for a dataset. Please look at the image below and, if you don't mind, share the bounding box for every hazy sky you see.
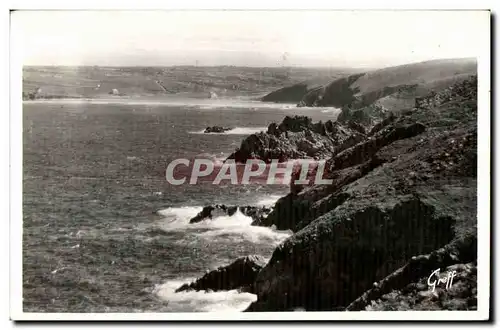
[14,10,489,68]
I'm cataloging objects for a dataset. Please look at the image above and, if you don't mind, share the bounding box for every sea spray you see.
[156,207,291,245]
[153,279,257,312]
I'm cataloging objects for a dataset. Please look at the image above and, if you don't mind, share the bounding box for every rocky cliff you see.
[226,116,368,163]
[186,76,477,312]
[260,77,338,104]
[245,75,478,311]
[262,58,477,114]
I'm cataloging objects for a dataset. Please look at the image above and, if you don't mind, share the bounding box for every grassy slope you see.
[350,58,477,95]
[23,66,355,100]
[374,72,476,112]
[262,58,477,111]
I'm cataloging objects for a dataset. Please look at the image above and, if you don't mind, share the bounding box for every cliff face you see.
[260,74,358,104]
[260,79,329,104]
[363,262,477,311]
[182,76,478,312]
[245,76,478,311]
[261,58,477,113]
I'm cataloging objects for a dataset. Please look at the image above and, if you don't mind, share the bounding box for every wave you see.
[155,207,292,245]
[152,279,256,312]
[191,210,291,245]
[156,206,204,229]
[192,152,229,166]
[189,127,266,135]
[255,194,283,207]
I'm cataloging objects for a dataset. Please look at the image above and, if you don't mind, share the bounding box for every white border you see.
[2,0,497,10]
[8,2,492,322]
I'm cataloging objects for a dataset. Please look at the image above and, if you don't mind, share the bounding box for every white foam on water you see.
[156,206,204,230]
[157,206,203,218]
[192,209,292,245]
[225,127,267,135]
[189,127,266,135]
[24,97,340,112]
[156,207,292,245]
[153,279,257,312]
[193,152,229,165]
[255,194,283,207]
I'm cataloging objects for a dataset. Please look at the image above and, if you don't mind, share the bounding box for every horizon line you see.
[22,56,477,71]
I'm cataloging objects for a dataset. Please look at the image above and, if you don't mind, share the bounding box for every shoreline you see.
[22,97,341,111]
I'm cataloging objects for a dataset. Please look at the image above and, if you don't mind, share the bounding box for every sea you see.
[22,97,340,313]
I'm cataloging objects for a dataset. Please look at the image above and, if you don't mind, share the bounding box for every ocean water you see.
[22,98,340,313]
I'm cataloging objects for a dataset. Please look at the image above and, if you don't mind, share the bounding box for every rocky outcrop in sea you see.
[204,126,233,133]
[175,255,267,293]
[226,115,368,163]
[189,204,272,225]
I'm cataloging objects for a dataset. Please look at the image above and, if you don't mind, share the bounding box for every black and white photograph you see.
[8,7,491,321]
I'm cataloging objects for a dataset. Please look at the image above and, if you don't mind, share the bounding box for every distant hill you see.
[261,58,477,112]
[261,77,346,103]
[22,65,359,100]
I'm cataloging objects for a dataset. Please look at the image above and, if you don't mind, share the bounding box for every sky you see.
[13,10,489,68]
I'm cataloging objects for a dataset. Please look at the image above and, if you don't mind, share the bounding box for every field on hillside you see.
[23,66,355,100]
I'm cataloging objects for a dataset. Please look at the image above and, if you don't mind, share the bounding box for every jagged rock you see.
[336,104,391,132]
[257,156,384,231]
[345,120,367,135]
[368,112,397,136]
[362,261,477,311]
[204,126,233,133]
[245,76,477,312]
[247,194,469,311]
[326,122,426,172]
[346,233,477,311]
[414,75,477,110]
[189,204,272,224]
[175,255,267,293]
[226,116,366,163]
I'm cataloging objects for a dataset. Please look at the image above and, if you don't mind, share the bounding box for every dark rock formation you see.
[261,80,329,104]
[256,156,384,232]
[189,204,272,225]
[346,233,477,311]
[175,255,267,293]
[361,262,477,311]
[297,73,365,108]
[336,104,390,129]
[204,126,233,133]
[226,116,366,163]
[325,121,426,172]
[414,75,477,110]
[245,76,477,312]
